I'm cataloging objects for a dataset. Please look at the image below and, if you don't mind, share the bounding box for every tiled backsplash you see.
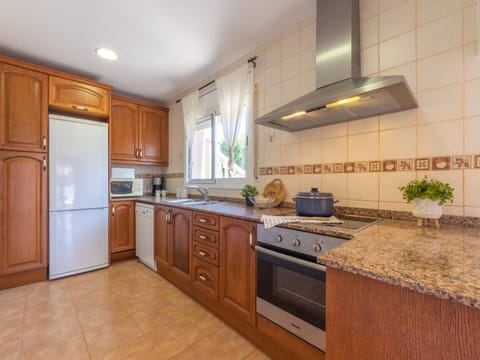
[166,0,480,218]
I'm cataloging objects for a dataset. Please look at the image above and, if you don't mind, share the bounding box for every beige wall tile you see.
[265,38,281,67]
[360,0,379,20]
[281,54,300,80]
[465,79,480,117]
[348,117,379,135]
[465,170,480,206]
[280,131,300,145]
[264,84,281,109]
[379,0,405,12]
[348,200,379,209]
[322,173,347,201]
[322,123,348,138]
[348,132,379,161]
[347,173,379,201]
[417,48,463,91]
[379,126,417,158]
[298,126,322,142]
[379,0,415,41]
[280,77,300,103]
[464,43,480,80]
[299,174,322,194]
[464,207,480,217]
[464,118,480,153]
[379,31,416,70]
[379,201,412,211]
[464,4,478,44]
[300,140,322,164]
[300,47,316,72]
[281,25,300,60]
[442,205,464,216]
[417,83,463,123]
[361,16,379,48]
[379,171,416,202]
[418,119,463,156]
[321,137,347,163]
[264,64,281,87]
[380,61,417,91]
[300,21,315,50]
[300,69,316,94]
[417,0,463,25]
[417,12,463,58]
[379,108,417,130]
[280,143,300,165]
[361,45,379,75]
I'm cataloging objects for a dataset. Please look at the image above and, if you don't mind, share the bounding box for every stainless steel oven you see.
[256,244,327,350]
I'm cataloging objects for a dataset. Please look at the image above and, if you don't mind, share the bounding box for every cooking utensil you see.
[294,188,337,217]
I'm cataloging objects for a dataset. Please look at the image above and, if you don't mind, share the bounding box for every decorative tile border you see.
[258,154,480,175]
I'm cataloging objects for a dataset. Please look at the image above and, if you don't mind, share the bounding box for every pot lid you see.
[296,188,334,198]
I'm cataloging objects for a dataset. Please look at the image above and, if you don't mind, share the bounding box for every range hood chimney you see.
[255,0,417,132]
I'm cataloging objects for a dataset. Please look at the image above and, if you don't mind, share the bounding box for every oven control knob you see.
[274,235,283,243]
[292,239,301,247]
[313,244,322,253]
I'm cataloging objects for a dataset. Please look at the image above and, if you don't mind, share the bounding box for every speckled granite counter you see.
[319,219,480,309]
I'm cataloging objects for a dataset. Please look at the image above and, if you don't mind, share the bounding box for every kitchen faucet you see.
[185,185,209,201]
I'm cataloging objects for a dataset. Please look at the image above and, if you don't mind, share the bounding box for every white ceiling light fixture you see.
[95,47,118,61]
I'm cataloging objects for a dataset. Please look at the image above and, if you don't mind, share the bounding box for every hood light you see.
[282,111,307,120]
[325,96,361,108]
[95,48,118,61]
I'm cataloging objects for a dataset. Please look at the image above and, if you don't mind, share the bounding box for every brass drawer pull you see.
[199,235,208,240]
[198,218,207,223]
[198,251,208,257]
[72,105,89,111]
[199,274,208,282]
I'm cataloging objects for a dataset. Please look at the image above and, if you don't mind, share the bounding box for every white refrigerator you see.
[49,114,109,279]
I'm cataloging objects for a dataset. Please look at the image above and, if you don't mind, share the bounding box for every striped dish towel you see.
[261,215,344,229]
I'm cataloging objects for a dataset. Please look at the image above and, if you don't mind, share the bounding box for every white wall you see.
[167,0,480,217]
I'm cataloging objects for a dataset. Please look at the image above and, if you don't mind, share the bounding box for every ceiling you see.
[0,0,315,105]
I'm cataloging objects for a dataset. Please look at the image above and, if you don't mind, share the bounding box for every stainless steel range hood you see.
[255,0,417,132]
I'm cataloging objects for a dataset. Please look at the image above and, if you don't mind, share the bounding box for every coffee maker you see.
[152,176,164,195]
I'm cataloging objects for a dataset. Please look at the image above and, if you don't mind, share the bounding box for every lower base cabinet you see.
[109,201,135,260]
[0,151,48,288]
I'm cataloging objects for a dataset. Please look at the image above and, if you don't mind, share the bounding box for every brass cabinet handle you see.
[199,235,208,240]
[42,156,47,171]
[111,206,115,216]
[249,226,255,250]
[198,250,208,257]
[198,218,207,223]
[72,105,89,111]
[199,274,207,282]
[139,149,143,159]
[42,136,47,149]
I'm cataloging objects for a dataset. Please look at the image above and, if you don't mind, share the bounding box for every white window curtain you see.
[215,63,253,176]
[182,90,199,179]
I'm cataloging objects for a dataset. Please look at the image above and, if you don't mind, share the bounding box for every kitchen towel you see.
[261,215,344,229]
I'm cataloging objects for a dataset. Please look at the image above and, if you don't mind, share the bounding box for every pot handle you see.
[292,197,296,201]
[334,199,339,204]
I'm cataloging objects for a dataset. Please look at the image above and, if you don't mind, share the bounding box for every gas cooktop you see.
[326,214,380,231]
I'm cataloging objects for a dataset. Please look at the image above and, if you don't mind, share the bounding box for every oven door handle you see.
[255,245,326,272]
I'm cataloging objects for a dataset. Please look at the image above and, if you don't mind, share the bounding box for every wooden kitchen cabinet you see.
[49,76,110,118]
[109,201,135,254]
[0,63,48,152]
[154,205,192,284]
[219,216,256,325]
[111,95,168,165]
[0,151,47,283]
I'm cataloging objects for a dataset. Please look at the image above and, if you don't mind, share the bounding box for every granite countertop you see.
[117,195,480,309]
[319,219,480,309]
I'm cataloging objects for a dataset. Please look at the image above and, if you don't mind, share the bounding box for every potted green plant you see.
[240,184,258,206]
[399,176,454,220]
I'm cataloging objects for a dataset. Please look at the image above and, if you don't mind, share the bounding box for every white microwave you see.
[111,178,144,197]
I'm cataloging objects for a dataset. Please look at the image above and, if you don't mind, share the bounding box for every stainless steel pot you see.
[295,188,336,217]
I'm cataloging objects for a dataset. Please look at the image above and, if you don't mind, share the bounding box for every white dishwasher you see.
[135,203,156,271]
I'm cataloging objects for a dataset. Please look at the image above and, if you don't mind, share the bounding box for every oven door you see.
[256,245,326,351]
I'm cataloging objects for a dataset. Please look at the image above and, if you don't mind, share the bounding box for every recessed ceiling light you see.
[95,47,118,61]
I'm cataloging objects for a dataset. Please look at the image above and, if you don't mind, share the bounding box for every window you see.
[184,65,253,188]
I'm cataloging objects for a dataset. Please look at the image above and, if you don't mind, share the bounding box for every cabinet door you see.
[0,151,47,273]
[154,205,170,270]
[220,217,256,324]
[170,207,192,283]
[138,105,168,165]
[49,76,110,117]
[0,64,48,152]
[110,98,139,162]
[110,201,135,253]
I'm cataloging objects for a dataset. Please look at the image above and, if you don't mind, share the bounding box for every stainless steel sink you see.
[185,200,222,206]
[163,198,195,203]
[162,199,222,206]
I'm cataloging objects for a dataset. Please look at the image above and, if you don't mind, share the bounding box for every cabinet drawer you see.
[192,226,218,248]
[192,211,219,231]
[193,241,219,266]
[192,257,218,300]
[49,76,110,117]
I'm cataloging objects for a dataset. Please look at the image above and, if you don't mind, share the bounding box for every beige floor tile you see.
[131,302,188,333]
[144,317,202,359]
[246,349,272,360]
[20,334,89,360]
[0,340,22,360]
[166,337,235,360]
[188,305,225,335]
[209,325,256,359]
[100,336,160,360]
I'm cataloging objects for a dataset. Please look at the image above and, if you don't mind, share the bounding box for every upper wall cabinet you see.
[111,95,168,165]
[0,63,48,153]
[49,76,110,118]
